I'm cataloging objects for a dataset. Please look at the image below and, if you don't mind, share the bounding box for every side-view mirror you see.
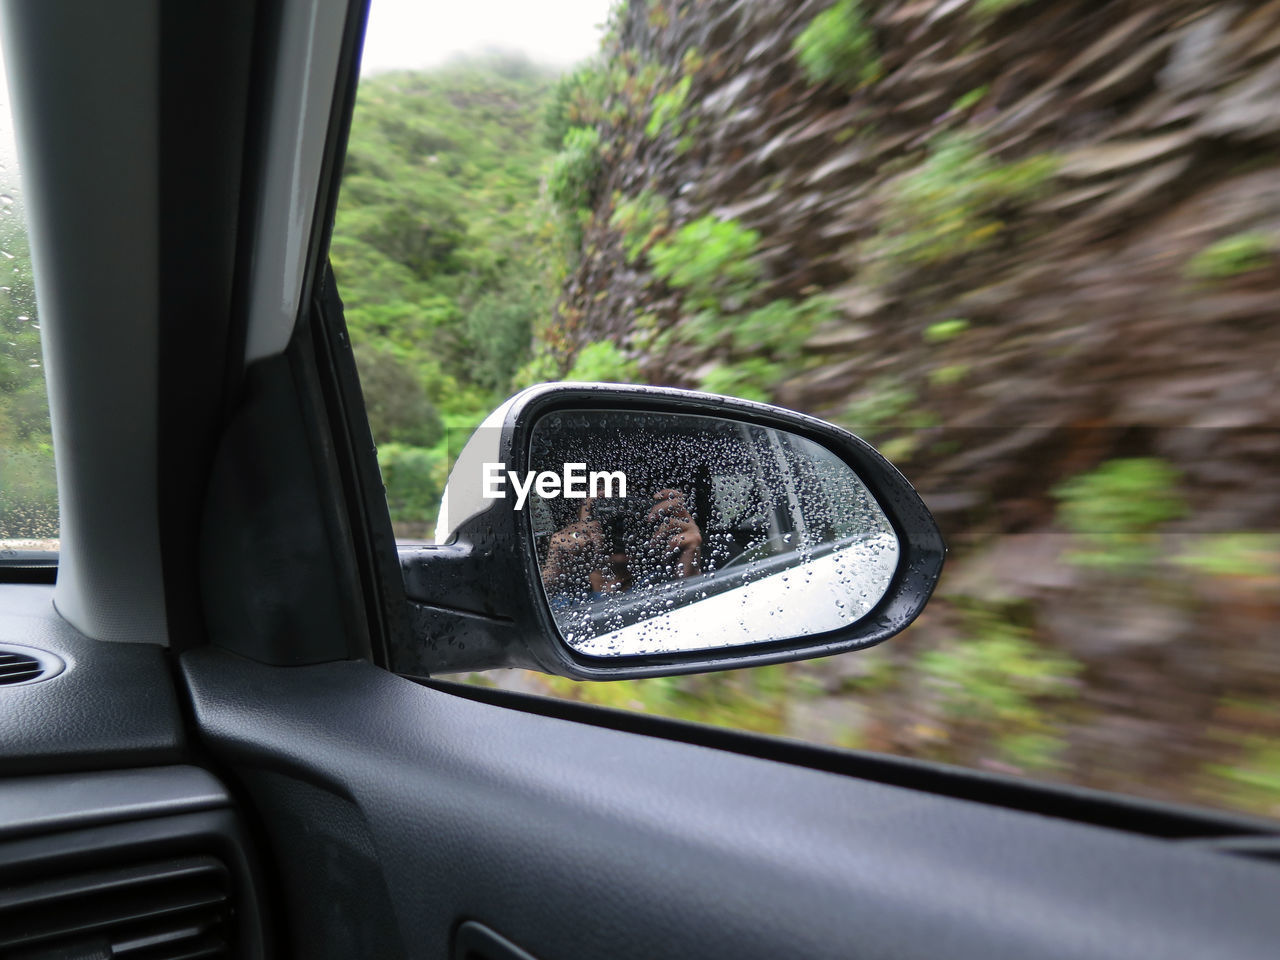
[393,383,944,681]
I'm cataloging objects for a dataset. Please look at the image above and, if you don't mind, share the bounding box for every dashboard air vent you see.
[0,855,234,959]
[0,645,64,687]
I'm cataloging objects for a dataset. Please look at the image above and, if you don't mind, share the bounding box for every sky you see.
[360,0,614,73]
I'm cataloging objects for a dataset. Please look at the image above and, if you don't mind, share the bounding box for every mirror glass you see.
[528,409,900,657]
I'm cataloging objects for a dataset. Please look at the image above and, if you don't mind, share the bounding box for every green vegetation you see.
[543,61,608,149]
[1174,534,1280,579]
[610,189,670,263]
[920,603,1081,772]
[1185,231,1275,280]
[377,443,448,532]
[951,86,990,113]
[871,134,1057,268]
[533,664,797,736]
[1206,734,1280,816]
[928,363,971,387]
[923,317,971,343]
[0,193,56,540]
[793,0,881,90]
[548,126,604,249]
[1054,458,1186,571]
[972,0,1035,17]
[565,341,639,382]
[649,215,761,311]
[332,59,561,535]
[645,75,691,140]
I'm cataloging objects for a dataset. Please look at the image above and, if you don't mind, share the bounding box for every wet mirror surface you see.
[529,410,900,657]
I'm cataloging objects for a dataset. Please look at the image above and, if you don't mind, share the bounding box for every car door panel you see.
[181,647,1280,960]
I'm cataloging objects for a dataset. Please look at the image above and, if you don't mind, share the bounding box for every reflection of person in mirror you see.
[540,489,702,602]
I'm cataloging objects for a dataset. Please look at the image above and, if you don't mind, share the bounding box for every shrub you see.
[377,442,448,531]
[1185,232,1275,281]
[687,296,836,402]
[1174,534,1280,579]
[649,215,760,311]
[610,189,670,263]
[872,134,1057,267]
[920,604,1080,772]
[698,359,780,404]
[684,295,835,355]
[793,0,880,90]
[543,63,610,149]
[565,341,639,383]
[1054,458,1186,571]
[353,345,444,448]
[924,317,970,343]
[548,126,602,217]
[645,75,691,139]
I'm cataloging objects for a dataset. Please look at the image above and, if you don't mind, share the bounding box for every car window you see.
[0,41,57,555]
[338,1,1280,822]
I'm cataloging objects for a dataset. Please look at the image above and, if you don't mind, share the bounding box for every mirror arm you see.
[396,542,546,677]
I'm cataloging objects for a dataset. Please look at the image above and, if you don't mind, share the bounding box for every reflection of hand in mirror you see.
[541,489,705,601]
[539,498,623,598]
[646,489,702,579]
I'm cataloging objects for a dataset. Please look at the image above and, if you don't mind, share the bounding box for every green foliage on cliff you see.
[871,134,1057,268]
[793,0,881,90]
[645,75,692,139]
[549,126,603,214]
[920,604,1081,772]
[610,189,670,263]
[565,341,639,382]
[923,317,971,343]
[1054,458,1186,571]
[543,61,609,149]
[971,0,1038,19]
[649,215,761,310]
[1185,231,1275,280]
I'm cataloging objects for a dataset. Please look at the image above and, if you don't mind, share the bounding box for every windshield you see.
[0,40,57,557]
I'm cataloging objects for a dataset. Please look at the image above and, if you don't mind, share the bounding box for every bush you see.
[871,134,1057,268]
[698,359,780,404]
[645,75,691,139]
[649,215,760,311]
[1054,458,1186,571]
[919,604,1080,772]
[793,0,880,90]
[1185,232,1275,281]
[377,442,448,533]
[463,288,540,392]
[548,126,602,218]
[543,64,608,149]
[565,341,639,383]
[610,189,670,263]
[924,317,970,343]
[353,345,444,448]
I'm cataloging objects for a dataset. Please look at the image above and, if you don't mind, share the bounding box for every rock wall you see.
[553,0,1280,809]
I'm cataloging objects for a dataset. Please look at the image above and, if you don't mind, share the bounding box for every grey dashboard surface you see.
[0,766,228,842]
[0,584,185,775]
[183,647,1280,960]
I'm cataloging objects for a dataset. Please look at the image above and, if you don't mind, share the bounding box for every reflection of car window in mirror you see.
[528,410,900,658]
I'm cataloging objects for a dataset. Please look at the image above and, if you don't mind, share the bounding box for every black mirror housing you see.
[392,383,945,681]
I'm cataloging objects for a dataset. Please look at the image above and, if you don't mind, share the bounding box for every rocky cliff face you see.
[550,0,1280,810]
